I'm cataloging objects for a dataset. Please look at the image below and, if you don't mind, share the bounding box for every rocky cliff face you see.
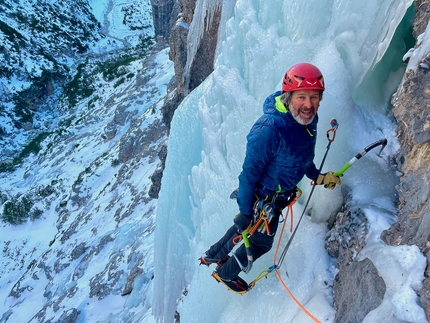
[325,189,387,323]
[149,0,221,195]
[381,0,430,318]
[150,0,177,41]
[156,0,221,133]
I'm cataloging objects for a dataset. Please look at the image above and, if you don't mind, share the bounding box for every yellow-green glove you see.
[315,172,341,190]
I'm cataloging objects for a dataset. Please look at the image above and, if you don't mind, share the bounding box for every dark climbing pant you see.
[206,196,293,281]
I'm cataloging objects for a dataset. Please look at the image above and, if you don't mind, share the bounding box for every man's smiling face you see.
[289,89,321,125]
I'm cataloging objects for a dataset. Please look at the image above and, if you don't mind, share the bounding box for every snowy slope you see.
[1,1,170,322]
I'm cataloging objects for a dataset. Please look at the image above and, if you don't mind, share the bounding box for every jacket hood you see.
[262,91,283,115]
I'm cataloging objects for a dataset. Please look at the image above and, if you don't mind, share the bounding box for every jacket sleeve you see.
[305,162,320,181]
[237,123,279,216]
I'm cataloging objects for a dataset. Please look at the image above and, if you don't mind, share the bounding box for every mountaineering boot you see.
[212,271,249,294]
[199,254,230,268]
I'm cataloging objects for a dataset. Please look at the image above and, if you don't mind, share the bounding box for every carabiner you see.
[326,119,338,143]
[232,235,243,245]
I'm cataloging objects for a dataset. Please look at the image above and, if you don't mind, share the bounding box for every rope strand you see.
[274,269,322,323]
[272,200,322,323]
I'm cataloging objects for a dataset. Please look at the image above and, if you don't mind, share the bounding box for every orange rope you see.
[274,269,321,323]
[274,206,289,261]
[273,197,296,262]
[273,199,322,323]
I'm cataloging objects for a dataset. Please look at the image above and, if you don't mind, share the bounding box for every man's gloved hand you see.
[233,213,252,233]
[315,171,341,190]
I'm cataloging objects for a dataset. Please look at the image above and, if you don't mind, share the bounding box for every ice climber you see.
[199,62,342,293]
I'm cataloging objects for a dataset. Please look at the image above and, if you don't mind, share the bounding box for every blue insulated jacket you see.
[237,91,320,216]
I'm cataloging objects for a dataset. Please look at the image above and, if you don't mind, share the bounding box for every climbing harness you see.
[247,187,302,289]
[231,189,297,274]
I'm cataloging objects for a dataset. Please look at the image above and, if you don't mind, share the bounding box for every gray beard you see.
[291,112,315,125]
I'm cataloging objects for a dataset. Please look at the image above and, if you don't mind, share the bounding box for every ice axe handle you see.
[333,164,350,177]
[242,231,253,273]
[332,138,388,177]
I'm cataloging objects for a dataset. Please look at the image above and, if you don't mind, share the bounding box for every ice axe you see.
[333,138,388,177]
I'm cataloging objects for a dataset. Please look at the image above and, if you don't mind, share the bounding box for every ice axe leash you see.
[333,138,388,177]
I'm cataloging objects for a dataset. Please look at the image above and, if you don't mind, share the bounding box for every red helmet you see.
[282,63,325,92]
